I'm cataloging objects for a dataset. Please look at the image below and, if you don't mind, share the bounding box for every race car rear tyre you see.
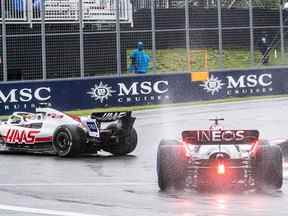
[254,145,283,190]
[157,140,187,191]
[53,125,86,157]
[103,124,138,156]
[279,141,288,159]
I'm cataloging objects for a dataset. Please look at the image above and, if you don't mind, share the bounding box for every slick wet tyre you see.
[53,125,86,157]
[103,124,138,156]
[157,140,187,191]
[254,145,283,190]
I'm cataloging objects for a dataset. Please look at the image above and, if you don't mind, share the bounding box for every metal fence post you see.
[1,0,7,82]
[185,0,191,73]
[280,2,285,62]
[41,0,47,80]
[27,0,33,28]
[151,0,157,73]
[116,0,122,76]
[79,0,85,78]
[217,0,224,69]
[249,0,255,66]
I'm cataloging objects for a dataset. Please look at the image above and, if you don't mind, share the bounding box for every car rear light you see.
[217,163,225,175]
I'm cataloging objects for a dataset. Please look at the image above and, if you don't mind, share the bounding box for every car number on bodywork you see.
[86,120,100,138]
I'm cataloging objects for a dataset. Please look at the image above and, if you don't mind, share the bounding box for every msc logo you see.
[200,75,225,95]
[0,87,52,112]
[118,81,168,96]
[0,87,51,103]
[227,74,272,89]
[87,80,169,103]
[200,73,273,96]
[87,82,116,103]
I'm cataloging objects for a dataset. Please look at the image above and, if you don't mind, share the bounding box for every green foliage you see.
[254,0,280,8]
[127,48,288,74]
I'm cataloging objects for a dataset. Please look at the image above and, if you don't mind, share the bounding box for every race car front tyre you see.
[157,140,187,191]
[53,125,86,157]
[254,145,283,190]
[103,124,138,156]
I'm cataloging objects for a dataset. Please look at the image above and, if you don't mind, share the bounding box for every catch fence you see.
[0,0,287,81]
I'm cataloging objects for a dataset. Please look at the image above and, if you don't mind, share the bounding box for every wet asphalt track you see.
[1,97,288,216]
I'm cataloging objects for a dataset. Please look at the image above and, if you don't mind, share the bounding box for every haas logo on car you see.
[5,129,40,144]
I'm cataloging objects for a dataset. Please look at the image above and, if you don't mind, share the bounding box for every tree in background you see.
[253,0,280,8]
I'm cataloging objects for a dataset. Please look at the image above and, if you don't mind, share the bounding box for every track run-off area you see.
[0,97,288,216]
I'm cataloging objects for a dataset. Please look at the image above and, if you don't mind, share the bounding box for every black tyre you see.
[157,140,187,191]
[279,141,288,159]
[254,144,283,190]
[103,124,138,156]
[53,125,86,157]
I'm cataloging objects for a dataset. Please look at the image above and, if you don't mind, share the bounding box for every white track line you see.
[0,182,155,187]
[0,204,103,216]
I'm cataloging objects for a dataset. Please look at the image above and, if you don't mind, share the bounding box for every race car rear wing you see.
[182,130,259,145]
[91,112,132,122]
[91,111,135,132]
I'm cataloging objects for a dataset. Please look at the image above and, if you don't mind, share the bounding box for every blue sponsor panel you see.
[0,74,189,115]
[202,69,288,99]
[0,68,288,115]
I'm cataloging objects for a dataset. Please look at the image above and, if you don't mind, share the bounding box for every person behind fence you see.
[12,0,24,13]
[284,1,288,23]
[257,31,271,65]
[129,41,150,74]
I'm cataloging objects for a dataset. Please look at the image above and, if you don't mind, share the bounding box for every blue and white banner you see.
[0,68,288,115]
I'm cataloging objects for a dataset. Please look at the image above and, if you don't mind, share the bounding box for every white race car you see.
[0,106,137,157]
[157,118,283,191]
